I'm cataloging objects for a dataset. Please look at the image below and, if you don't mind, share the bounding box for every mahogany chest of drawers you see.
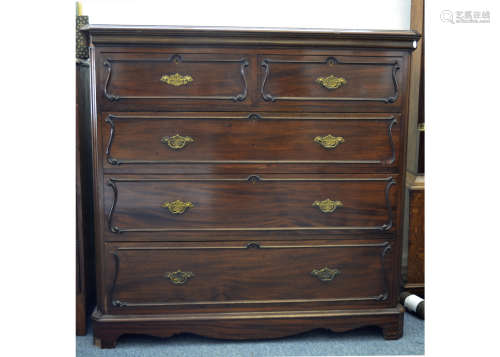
[83,25,419,348]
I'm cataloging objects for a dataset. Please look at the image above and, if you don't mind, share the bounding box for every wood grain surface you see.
[83,25,417,347]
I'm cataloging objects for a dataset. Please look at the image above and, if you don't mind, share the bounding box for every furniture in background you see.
[404,173,424,297]
[402,0,424,297]
[76,10,95,336]
[76,59,95,335]
[82,25,419,348]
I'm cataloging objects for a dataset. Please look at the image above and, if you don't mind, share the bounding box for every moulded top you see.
[81,24,420,49]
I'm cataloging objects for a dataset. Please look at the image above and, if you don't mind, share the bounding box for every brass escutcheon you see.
[161,200,194,215]
[311,267,341,282]
[313,199,343,213]
[314,134,345,149]
[160,73,193,86]
[165,270,194,285]
[316,75,347,89]
[161,134,194,150]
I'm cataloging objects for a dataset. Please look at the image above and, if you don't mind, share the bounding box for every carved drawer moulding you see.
[104,114,397,166]
[103,54,249,102]
[109,241,392,308]
[106,176,396,234]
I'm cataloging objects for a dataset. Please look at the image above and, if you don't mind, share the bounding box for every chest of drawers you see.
[83,25,419,348]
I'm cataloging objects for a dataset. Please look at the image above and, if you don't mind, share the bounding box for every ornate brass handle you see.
[165,270,194,285]
[160,73,193,86]
[161,200,194,215]
[314,134,345,149]
[311,267,341,282]
[313,199,343,213]
[316,75,347,89]
[161,134,194,150]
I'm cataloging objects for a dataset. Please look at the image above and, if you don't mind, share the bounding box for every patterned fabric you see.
[76,16,89,59]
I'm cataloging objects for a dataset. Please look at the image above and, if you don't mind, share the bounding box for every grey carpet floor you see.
[76,312,424,356]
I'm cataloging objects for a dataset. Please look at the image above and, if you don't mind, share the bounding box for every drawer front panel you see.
[104,175,398,233]
[106,240,394,311]
[100,53,249,104]
[103,113,400,168]
[260,55,402,107]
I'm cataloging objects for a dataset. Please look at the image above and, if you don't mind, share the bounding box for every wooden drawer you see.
[98,53,249,108]
[104,175,399,236]
[259,55,404,110]
[103,113,400,170]
[96,50,408,113]
[105,239,394,313]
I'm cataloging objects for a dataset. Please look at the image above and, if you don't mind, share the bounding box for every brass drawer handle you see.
[160,73,193,86]
[316,74,347,89]
[161,134,194,150]
[311,267,341,282]
[313,199,343,213]
[161,200,194,215]
[165,270,194,285]
[314,134,344,149]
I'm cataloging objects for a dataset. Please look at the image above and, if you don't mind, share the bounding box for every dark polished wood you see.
[404,175,424,297]
[76,60,95,335]
[82,24,419,48]
[103,54,248,102]
[92,305,404,348]
[103,175,398,233]
[103,113,400,170]
[76,61,85,336]
[106,239,394,313]
[93,47,411,113]
[103,238,398,315]
[407,0,424,175]
[83,25,418,347]
[260,55,401,104]
[403,0,424,297]
[101,111,403,175]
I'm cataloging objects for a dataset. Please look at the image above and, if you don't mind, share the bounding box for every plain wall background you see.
[79,0,411,30]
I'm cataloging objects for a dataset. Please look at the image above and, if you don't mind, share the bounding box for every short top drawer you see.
[95,50,408,112]
[259,55,405,111]
[98,53,250,109]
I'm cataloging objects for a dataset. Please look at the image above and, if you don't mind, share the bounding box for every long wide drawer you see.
[105,239,395,313]
[104,174,399,235]
[103,113,400,169]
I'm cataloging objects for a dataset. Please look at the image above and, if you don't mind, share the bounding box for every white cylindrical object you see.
[404,294,424,312]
